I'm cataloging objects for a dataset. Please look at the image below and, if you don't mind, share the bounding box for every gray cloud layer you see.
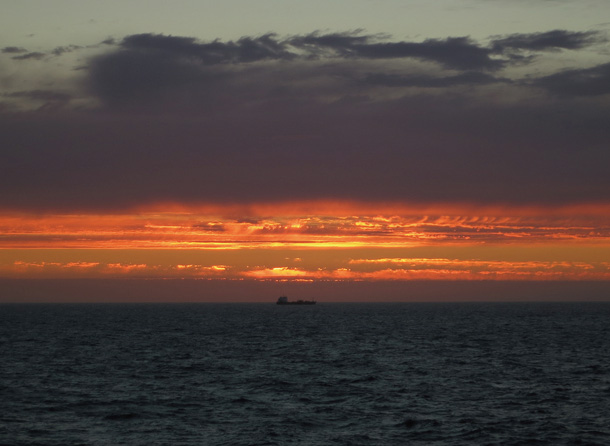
[2,46,27,54]
[11,51,46,61]
[1,30,609,210]
[85,31,609,110]
[534,62,610,96]
[490,30,605,52]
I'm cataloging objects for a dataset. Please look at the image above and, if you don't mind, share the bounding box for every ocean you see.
[1,302,609,445]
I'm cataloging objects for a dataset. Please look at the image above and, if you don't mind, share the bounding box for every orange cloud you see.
[5,257,610,281]
[1,201,609,250]
[1,200,609,281]
[106,263,149,273]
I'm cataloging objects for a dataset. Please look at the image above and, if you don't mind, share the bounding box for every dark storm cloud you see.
[119,31,504,71]
[113,32,504,70]
[88,33,298,107]
[1,96,608,210]
[87,32,512,109]
[88,49,206,105]
[2,46,27,54]
[491,30,605,52]
[1,30,609,211]
[84,30,608,110]
[533,62,610,96]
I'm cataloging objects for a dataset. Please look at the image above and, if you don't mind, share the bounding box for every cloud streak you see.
[2,46,27,54]
[11,51,46,61]
[6,258,609,281]
[490,29,605,52]
[1,204,609,249]
[290,33,504,70]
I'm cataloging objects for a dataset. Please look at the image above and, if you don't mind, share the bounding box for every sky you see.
[1,0,610,301]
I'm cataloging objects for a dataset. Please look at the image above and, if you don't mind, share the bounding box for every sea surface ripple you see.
[1,302,610,445]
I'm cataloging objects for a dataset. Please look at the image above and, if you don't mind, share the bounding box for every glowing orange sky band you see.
[1,201,609,249]
[2,201,609,280]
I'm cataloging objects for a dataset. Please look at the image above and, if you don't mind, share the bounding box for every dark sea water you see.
[1,302,610,445]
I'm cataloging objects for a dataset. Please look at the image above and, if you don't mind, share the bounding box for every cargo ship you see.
[276,296,316,305]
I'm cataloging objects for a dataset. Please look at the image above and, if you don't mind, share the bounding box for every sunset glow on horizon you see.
[2,200,609,282]
[2,0,610,300]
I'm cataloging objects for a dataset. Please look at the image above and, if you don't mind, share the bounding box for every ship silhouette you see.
[276,296,316,305]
